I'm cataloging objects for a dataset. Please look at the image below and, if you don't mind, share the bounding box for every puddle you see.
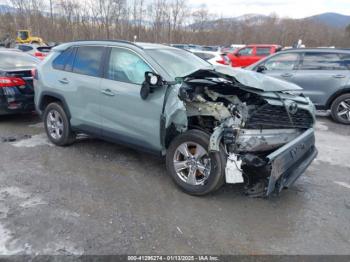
[1,135,31,143]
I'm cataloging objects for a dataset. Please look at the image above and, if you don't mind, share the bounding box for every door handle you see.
[59,78,69,84]
[332,74,346,78]
[101,89,115,96]
[281,73,293,77]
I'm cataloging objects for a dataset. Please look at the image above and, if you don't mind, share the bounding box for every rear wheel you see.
[330,94,350,125]
[43,102,75,146]
[166,130,226,195]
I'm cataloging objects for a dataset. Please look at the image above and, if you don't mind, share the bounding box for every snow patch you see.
[334,181,350,189]
[11,134,52,148]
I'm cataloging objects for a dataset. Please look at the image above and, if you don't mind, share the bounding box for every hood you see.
[212,65,303,92]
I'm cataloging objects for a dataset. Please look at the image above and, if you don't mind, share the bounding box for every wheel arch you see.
[326,87,350,109]
[38,91,71,119]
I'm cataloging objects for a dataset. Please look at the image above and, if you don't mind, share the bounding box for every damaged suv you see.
[34,41,318,197]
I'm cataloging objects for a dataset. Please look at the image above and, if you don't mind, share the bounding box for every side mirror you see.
[140,72,163,100]
[256,65,267,73]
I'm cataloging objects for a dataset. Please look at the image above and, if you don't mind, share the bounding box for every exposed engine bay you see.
[176,69,316,197]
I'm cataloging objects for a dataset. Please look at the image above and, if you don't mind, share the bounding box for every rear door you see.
[99,47,165,152]
[51,46,105,131]
[292,52,350,107]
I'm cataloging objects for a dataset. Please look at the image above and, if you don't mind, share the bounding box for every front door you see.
[260,52,300,83]
[99,47,165,152]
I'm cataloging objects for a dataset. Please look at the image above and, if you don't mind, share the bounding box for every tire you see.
[166,129,226,196]
[330,93,350,125]
[43,102,75,146]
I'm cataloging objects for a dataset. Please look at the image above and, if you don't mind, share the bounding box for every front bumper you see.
[265,128,317,195]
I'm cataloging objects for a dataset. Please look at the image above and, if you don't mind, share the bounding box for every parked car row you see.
[1,39,348,198]
[247,48,350,124]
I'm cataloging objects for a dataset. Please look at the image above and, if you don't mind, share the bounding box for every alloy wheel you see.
[173,142,211,186]
[336,99,350,122]
[46,109,64,140]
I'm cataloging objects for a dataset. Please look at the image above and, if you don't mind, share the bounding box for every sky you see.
[1,0,350,19]
[188,0,350,18]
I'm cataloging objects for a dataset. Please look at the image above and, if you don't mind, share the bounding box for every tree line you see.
[0,0,349,47]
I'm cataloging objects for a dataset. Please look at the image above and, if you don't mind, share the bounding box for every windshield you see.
[146,48,212,79]
[17,31,29,40]
[0,52,39,69]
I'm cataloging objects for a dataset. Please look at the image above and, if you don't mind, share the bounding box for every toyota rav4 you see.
[34,41,317,197]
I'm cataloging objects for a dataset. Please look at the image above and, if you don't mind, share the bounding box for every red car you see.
[227,44,282,67]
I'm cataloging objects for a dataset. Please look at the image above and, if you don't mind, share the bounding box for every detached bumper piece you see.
[242,128,317,197]
[266,128,317,196]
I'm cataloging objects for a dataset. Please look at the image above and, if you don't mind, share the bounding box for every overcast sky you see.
[1,0,349,19]
[188,0,350,18]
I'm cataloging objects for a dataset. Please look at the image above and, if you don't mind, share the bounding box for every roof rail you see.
[66,39,143,49]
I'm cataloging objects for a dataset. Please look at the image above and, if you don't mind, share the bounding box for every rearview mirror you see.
[256,65,267,73]
[140,72,163,100]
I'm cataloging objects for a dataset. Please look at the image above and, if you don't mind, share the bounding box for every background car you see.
[247,48,350,124]
[191,50,231,66]
[170,44,190,50]
[16,44,52,60]
[0,50,39,115]
[228,44,282,67]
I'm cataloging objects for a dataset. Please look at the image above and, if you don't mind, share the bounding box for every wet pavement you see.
[0,114,349,255]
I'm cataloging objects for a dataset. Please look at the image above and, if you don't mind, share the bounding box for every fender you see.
[326,86,350,109]
[37,91,72,119]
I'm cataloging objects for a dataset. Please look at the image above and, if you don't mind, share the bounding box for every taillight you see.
[31,68,38,80]
[0,77,26,88]
[34,52,43,57]
[216,55,230,65]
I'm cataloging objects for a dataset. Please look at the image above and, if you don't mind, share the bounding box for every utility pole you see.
[49,0,54,41]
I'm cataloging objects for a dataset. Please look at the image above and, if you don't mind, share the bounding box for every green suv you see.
[34,41,318,197]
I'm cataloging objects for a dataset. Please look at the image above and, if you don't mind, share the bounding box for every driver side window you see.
[264,53,299,71]
[107,48,152,85]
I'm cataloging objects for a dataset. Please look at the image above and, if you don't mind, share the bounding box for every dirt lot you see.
[0,114,349,255]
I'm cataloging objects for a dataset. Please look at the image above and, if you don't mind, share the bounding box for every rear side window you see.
[256,47,271,56]
[340,54,350,68]
[52,48,75,71]
[18,45,33,52]
[301,52,348,70]
[73,46,105,77]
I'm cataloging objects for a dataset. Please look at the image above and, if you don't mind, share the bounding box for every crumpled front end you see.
[173,69,317,197]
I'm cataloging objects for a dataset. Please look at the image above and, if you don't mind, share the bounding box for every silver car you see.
[247,48,350,124]
[34,41,317,197]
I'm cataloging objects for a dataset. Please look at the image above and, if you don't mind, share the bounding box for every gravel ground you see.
[0,114,349,255]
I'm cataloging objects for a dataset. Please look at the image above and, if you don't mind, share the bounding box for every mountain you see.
[305,12,350,28]
[0,4,16,14]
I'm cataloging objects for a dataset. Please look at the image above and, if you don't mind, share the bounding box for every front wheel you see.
[166,130,226,196]
[330,94,350,125]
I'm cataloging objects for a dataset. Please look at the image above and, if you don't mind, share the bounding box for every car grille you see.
[245,104,314,129]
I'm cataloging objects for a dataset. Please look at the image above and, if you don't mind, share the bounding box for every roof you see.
[280,48,350,53]
[53,40,175,51]
[246,44,281,47]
